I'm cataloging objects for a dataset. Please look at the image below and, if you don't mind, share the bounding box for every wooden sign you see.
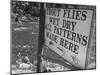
[45,7,95,69]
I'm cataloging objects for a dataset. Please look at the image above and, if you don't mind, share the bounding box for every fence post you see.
[36,3,45,73]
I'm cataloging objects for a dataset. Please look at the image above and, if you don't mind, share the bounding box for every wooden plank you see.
[85,6,96,69]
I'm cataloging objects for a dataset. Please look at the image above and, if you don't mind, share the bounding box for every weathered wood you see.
[36,3,45,73]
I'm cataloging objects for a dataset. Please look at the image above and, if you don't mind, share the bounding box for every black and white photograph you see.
[10,0,96,74]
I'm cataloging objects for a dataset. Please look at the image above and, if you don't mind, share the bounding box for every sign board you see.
[45,7,94,69]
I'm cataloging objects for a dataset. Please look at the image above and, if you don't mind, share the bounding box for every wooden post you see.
[36,3,45,73]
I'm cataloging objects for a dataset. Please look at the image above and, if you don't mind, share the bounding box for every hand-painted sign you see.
[45,7,94,69]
